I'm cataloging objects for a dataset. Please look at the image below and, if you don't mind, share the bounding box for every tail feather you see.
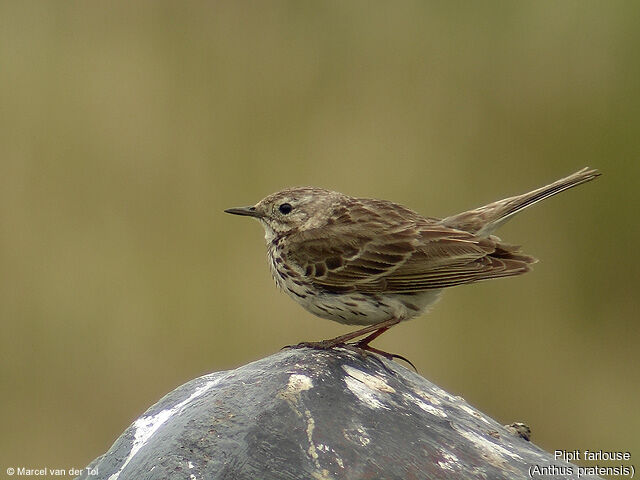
[442,167,601,236]
[491,241,538,266]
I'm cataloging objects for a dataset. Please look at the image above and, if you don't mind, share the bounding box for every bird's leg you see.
[285,317,416,370]
[351,325,394,348]
[289,317,401,350]
[345,320,417,370]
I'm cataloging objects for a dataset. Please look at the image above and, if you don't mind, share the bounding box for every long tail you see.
[442,167,601,236]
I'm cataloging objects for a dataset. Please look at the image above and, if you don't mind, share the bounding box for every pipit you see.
[225,167,600,357]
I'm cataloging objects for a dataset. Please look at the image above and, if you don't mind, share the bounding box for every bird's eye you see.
[278,203,293,215]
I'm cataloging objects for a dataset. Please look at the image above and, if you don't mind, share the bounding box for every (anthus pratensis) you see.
[225,167,600,358]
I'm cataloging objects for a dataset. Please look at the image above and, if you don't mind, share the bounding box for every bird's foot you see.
[282,339,416,372]
[349,341,418,372]
[283,339,347,350]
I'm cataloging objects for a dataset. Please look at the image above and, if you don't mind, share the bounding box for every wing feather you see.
[284,212,536,294]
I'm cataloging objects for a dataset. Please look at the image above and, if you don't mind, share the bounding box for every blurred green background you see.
[1,1,638,475]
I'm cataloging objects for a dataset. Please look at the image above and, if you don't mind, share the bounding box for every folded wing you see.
[286,212,536,294]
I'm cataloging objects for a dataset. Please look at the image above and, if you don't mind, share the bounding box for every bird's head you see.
[225,187,342,241]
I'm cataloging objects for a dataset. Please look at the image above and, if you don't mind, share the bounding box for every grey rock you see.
[78,348,602,480]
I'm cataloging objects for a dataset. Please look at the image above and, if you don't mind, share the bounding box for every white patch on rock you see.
[461,430,523,466]
[279,375,331,478]
[342,365,395,393]
[304,412,334,480]
[344,375,388,409]
[107,376,224,480]
[415,390,443,405]
[402,392,448,418]
[187,461,198,480]
[306,412,319,461]
[342,365,396,410]
[288,373,314,392]
[343,426,371,447]
[458,403,491,424]
[279,374,314,413]
[437,451,460,471]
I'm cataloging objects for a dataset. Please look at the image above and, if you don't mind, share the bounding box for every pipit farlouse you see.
[225,168,600,359]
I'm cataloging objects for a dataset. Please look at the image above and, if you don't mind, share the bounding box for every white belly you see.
[297,289,443,326]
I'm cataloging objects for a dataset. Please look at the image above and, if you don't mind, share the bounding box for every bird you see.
[225,167,600,357]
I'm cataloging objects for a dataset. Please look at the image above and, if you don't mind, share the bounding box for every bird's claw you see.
[282,340,347,351]
[281,340,417,372]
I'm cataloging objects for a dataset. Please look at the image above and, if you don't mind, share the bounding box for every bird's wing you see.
[286,218,534,294]
[285,220,416,292]
[380,226,535,292]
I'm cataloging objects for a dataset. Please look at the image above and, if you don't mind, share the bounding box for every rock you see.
[78,348,602,480]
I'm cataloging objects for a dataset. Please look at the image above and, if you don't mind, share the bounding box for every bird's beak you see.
[224,206,262,218]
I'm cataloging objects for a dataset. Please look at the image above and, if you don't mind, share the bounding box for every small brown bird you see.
[225,168,600,355]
